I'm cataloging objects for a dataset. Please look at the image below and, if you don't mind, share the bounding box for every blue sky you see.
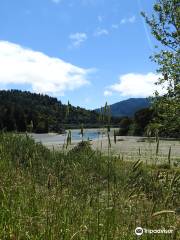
[0,0,161,109]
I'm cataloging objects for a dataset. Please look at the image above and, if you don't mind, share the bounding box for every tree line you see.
[0,89,179,137]
[0,90,120,133]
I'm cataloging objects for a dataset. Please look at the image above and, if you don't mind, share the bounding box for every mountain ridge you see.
[96,98,150,117]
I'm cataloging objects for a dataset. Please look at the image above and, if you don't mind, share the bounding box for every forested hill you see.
[96,98,150,117]
[0,90,120,133]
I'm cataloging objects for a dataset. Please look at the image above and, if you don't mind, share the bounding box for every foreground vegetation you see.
[0,133,179,239]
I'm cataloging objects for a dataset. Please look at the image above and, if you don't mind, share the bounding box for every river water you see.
[30,128,112,145]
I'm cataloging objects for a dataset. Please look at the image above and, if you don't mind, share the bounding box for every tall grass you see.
[0,133,179,239]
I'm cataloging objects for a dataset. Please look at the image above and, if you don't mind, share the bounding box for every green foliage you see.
[0,133,179,239]
[118,117,132,136]
[133,108,155,136]
[142,0,180,137]
[0,90,120,133]
[116,108,155,137]
[68,140,93,156]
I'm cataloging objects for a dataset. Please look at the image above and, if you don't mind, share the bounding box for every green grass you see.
[0,133,179,239]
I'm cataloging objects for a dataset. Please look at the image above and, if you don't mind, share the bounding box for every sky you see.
[0,0,162,109]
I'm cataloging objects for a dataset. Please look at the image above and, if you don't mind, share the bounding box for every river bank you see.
[31,131,180,165]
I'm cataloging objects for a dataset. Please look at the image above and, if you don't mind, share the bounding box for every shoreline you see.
[41,135,180,162]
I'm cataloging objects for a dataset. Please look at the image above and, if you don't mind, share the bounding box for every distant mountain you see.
[96,98,150,117]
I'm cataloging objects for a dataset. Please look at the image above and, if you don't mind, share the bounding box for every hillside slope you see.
[0,90,120,133]
[96,98,150,117]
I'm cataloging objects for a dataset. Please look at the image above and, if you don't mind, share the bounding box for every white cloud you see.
[107,73,167,98]
[112,16,136,29]
[94,28,109,37]
[120,16,136,24]
[0,41,90,96]
[69,32,87,48]
[104,90,112,96]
